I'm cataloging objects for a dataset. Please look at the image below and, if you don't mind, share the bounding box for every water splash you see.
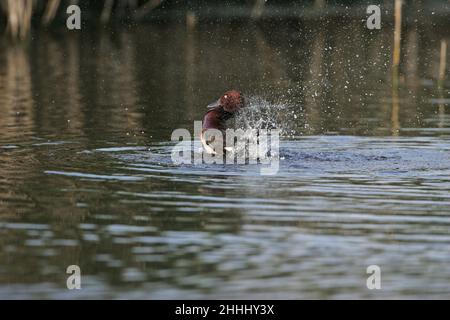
[212,95,296,161]
[233,95,301,138]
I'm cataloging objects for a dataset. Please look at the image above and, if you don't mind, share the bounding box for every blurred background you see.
[0,0,449,137]
[0,1,450,299]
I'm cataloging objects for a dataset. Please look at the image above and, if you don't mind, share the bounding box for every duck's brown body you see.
[201,90,245,155]
[202,109,233,131]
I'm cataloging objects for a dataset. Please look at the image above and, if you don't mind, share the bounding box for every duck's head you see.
[201,90,246,154]
[207,90,245,114]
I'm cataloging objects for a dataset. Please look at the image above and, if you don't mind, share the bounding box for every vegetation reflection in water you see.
[0,13,450,299]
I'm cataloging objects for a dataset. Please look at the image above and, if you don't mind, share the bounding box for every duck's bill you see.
[207,99,221,109]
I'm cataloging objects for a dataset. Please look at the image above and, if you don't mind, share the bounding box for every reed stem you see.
[101,0,115,24]
[438,39,447,127]
[42,0,60,26]
[5,0,33,40]
[251,0,266,19]
[438,40,447,88]
[393,0,402,69]
[391,0,402,136]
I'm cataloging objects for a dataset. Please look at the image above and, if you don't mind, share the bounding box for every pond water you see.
[0,20,449,299]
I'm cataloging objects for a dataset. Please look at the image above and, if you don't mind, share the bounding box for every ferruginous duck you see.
[201,90,245,155]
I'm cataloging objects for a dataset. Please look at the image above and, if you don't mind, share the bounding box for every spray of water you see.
[233,95,301,138]
[223,95,302,160]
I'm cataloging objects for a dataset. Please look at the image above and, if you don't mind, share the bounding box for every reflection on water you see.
[0,20,449,298]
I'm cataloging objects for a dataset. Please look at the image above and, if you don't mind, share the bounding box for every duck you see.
[201,90,245,155]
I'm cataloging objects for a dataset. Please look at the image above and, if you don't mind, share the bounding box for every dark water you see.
[1,20,450,298]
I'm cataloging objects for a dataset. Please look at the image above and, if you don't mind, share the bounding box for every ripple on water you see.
[2,136,450,298]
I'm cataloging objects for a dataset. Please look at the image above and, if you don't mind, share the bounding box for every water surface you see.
[0,20,450,298]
